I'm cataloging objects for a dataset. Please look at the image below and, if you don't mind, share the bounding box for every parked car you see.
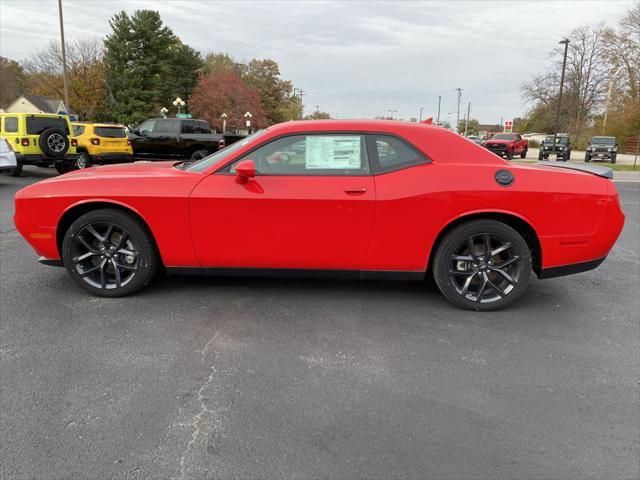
[466,135,485,145]
[585,136,618,163]
[72,122,133,169]
[539,134,572,161]
[128,118,225,161]
[0,137,18,173]
[483,133,528,159]
[15,120,624,311]
[0,113,78,176]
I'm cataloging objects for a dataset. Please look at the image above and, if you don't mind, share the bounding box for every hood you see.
[485,139,513,145]
[40,161,183,183]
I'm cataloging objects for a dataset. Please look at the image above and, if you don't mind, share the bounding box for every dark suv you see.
[585,136,618,163]
[538,134,571,161]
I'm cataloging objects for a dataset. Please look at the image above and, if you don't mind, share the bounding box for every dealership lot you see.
[1,167,639,479]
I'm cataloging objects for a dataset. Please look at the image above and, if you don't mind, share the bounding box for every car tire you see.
[55,162,73,174]
[507,150,513,160]
[61,208,159,297]
[76,152,92,169]
[190,149,209,161]
[520,148,527,159]
[7,159,23,177]
[39,128,69,158]
[433,219,532,311]
[538,152,544,161]
[611,154,616,164]
[585,154,591,162]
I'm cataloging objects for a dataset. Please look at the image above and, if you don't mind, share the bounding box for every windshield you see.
[591,137,615,145]
[491,134,515,140]
[545,135,568,145]
[185,129,267,172]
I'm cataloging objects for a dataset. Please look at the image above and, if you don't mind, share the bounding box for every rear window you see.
[3,117,18,132]
[26,116,70,135]
[94,126,126,138]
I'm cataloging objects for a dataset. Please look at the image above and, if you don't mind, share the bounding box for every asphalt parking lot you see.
[1,166,639,480]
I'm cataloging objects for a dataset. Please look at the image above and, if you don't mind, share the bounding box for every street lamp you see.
[419,107,425,122]
[244,111,253,133]
[172,97,186,115]
[387,109,397,119]
[553,39,570,146]
[160,107,168,118]
[221,112,228,133]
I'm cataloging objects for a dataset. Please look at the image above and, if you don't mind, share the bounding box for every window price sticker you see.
[305,136,361,169]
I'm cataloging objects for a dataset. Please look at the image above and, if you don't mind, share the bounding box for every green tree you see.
[242,59,295,124]
[304,111,331,120]
[457,118,480,135]
[0,57,25,108]
[104,10,200,124]
[203,52,235,75]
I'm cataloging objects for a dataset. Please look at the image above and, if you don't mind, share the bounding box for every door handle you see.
[344,187,367,194]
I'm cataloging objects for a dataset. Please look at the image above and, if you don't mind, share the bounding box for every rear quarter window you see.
[26,117,70,135]
[73,125,85,136]
[94,127,126,138]
[3,117,19,133]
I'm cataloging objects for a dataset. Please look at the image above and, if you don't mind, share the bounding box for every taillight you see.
[91,138,100,145]
[71,138,78,146]
[21,138,29,146]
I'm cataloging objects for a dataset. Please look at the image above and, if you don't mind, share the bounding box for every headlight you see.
[587,146,592,151]
[559,146,564,150]
[607,147,612,152]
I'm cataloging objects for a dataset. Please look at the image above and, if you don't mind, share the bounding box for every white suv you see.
[0,137,18,174]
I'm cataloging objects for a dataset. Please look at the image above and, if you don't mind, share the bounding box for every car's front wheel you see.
[520,148,528,159]
[61,208,159,297]
[7,159,23,177]
[433,219,532,311]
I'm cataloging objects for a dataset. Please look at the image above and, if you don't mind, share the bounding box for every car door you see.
[147,119,178,157]
[188,133,375,270]
[130,119,156,157]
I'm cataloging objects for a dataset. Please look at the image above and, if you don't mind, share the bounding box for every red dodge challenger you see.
[14,120,624,310]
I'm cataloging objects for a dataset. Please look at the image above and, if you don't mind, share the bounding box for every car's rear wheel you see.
[433,220,532,311]
[190,149,209,161]
[55,162,73,174]
[61,208,159,297]
[520,148,527,159]
[76,152,92,169]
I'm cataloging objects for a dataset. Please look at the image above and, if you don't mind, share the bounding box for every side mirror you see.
[235,159,256,184]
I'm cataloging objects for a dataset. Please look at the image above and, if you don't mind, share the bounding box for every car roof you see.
[264,119,439,135]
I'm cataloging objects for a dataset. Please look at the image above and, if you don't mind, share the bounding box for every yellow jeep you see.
[72,122,133,169]
[0,112,78,176]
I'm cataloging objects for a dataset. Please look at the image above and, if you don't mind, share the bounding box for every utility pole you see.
[602,69,620,134]
[455,88,462,133]
[298,89,306,119]
[419,107,424,122]
[57,0,70,114]
[553,39,570,146]
[436,96,442,125]
[314,105,320,117]
[464,101,471,136]
[235,63,243,131]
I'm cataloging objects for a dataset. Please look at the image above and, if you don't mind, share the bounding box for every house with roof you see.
[4,94,67,114]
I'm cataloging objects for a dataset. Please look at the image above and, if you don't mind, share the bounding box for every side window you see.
[154,119,174,135]
[229,134,369,176]
[514,134,522,141]
[138,120,155,135]
[4,117,18,133]
[370,135,429,174]
[181,120,196,134]
[195,121,211,134]
[73,125,85,136]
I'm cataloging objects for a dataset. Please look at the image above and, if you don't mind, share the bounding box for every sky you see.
[0,0,634,124]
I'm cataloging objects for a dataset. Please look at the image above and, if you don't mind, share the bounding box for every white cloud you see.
[0,0,633,122]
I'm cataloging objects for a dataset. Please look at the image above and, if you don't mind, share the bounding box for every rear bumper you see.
[538,256,606,279]
[90,152,134,163]
[16,153,78,164]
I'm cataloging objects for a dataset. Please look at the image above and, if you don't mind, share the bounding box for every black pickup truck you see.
[128,118,225,161]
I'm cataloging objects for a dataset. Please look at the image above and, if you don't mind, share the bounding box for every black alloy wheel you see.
[433,220,532,311]
[190,149,209,161]
[62,209,158,296]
